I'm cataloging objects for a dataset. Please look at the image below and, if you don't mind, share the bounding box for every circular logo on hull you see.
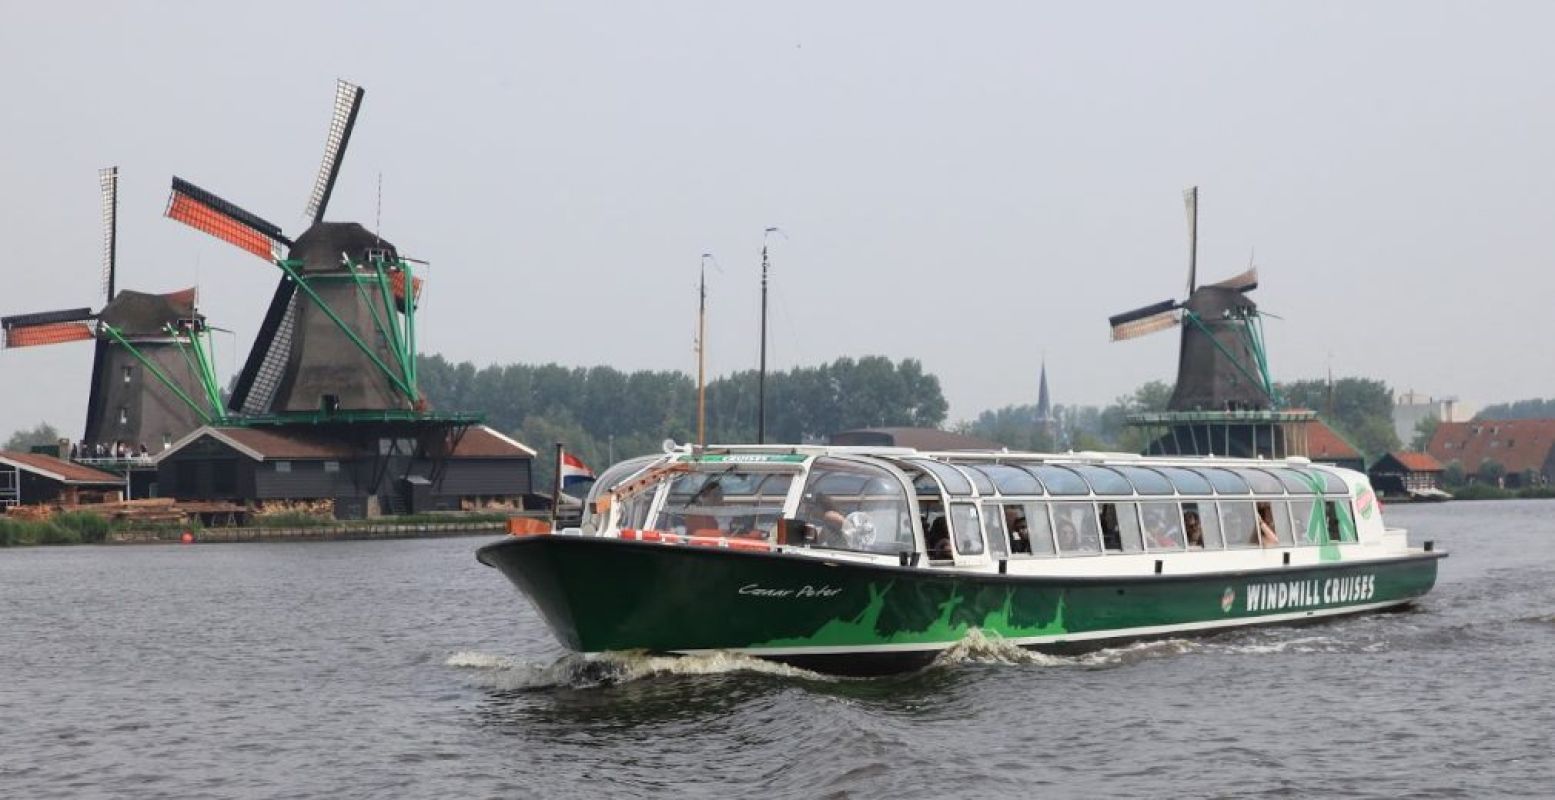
[1221,587,1236,613]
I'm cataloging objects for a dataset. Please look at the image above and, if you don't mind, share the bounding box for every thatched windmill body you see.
[166,80,424,419]
[1,168,223,453]
[1108,188,1314,458]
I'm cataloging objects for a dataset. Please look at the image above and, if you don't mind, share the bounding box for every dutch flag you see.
[560,451,595,489]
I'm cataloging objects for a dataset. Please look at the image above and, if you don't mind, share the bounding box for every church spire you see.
[1036,359,1052,422]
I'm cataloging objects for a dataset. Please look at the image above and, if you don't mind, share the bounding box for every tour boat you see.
[477,445,1444,675]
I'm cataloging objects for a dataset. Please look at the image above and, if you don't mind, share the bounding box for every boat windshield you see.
[651,468,795,540]
[791,457,915,554]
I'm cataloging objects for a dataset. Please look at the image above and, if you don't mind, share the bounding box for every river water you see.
[1,500,1551,799]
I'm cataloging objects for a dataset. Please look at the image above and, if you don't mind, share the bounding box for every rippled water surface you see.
[3,501,1553,798]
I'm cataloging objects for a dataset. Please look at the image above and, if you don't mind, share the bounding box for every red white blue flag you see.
[561,451,595,488]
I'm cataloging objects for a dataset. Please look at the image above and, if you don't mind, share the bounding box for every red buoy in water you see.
[180,531,195,544]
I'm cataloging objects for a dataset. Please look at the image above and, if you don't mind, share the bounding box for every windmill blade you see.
[166,177,292,262]
[1108,299,1181,342]
[100,166,118,301]
[303,79,365,224]
[1207,266,1258,293]
[2,307,97,348]
[1183,186,1198,294]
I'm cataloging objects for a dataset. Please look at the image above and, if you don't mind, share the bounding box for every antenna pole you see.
[697,259,707,448]
[758,241,769,444]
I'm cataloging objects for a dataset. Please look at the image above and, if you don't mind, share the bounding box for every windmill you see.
[164,79,424,419]
[1,168,224,453]
[1107,187,1276,413]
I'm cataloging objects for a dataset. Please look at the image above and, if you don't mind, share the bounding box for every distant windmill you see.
[1,168,222,451]
[165,79,424,418]
[1108,187,1276,412]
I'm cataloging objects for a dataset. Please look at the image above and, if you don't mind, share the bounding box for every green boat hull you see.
[477,535,1443,675]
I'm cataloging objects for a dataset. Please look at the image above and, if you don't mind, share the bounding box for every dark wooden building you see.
[0,451,124,509]
[1369,452,1446,498]
[154,424,534,518]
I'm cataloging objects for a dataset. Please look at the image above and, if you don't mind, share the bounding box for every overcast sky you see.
[3,1,1553,440]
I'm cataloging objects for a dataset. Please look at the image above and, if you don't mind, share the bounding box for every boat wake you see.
[446,649,829,690]
[930,629,1070,668]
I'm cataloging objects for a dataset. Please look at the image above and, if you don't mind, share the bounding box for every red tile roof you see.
[1391,451,1443,472]
[0,451,124,485]
[1303,419,1361,460]
[1426,419,1555,475]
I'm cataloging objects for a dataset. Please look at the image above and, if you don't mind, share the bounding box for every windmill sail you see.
[303,79,364,224]
[1,307,97,348]
[100,167,118,301]
[1108,299,1180,342]
[166,178,292,261]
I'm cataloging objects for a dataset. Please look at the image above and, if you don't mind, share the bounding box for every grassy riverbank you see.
[0,511,515,547]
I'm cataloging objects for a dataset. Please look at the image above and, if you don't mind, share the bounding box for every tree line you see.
[959,377,1403,463]
[416,354,947,488]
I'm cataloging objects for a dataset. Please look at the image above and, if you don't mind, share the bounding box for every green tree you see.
[1410,416,1440,452]
[4,422,60,452]
[1442,460,1465,487]
[1476,459,1505,486]
[1278,377,1400,462]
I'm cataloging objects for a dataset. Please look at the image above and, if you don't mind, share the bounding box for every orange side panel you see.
[166,193,276,262]
[5,322,94,348]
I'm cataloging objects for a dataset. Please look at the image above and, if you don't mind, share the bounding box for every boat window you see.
[1235,468,1284,495]
[1261,500,1294,546]
[1052,502,1102,555]
[924,504,951,562]
[949,503,985,556]
[1140,501,1185,550]
[1220,501,1260,548]
[958,466,996,495]
[1202,468,1251,495]
[1099,502,1143,552]
[1024,465,1090,496]
[581,455,659,533]
[1304,468,1350,495]
[1290,498,1322,544]
[792,458,915,554]
[982,503,1010,559]
[1072,466,1133,496]
[1000,502,1056,557]
[620,490,655,531]
[905,459,974,496]
[1182,501,1221,548]
[1157,466,1213,495]
[1268,468,1319,495]
[1117,466,1174,496]
[968,464,1044,496]
[656,470,794,539]
[1326,500,1358,542]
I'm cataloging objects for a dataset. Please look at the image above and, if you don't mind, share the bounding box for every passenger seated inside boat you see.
[1004,506,1031,555]
[1184,509,1204,548]
[1055,517,1081,552]
[926,516,953,560]
[1099,503,1123,551]
[1144,507,1182,549]
[1254,501,1280,547]
[1326,502,1343,542]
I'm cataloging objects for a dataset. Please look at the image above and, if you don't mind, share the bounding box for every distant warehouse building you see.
[1426,419,1555,487]
[0,450,124,509]
[154,424,535,518]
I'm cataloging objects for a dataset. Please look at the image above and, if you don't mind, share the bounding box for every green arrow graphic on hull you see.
[752,583,1069,649]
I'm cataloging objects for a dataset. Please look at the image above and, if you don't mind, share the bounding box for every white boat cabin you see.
[577,446,1399,576]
